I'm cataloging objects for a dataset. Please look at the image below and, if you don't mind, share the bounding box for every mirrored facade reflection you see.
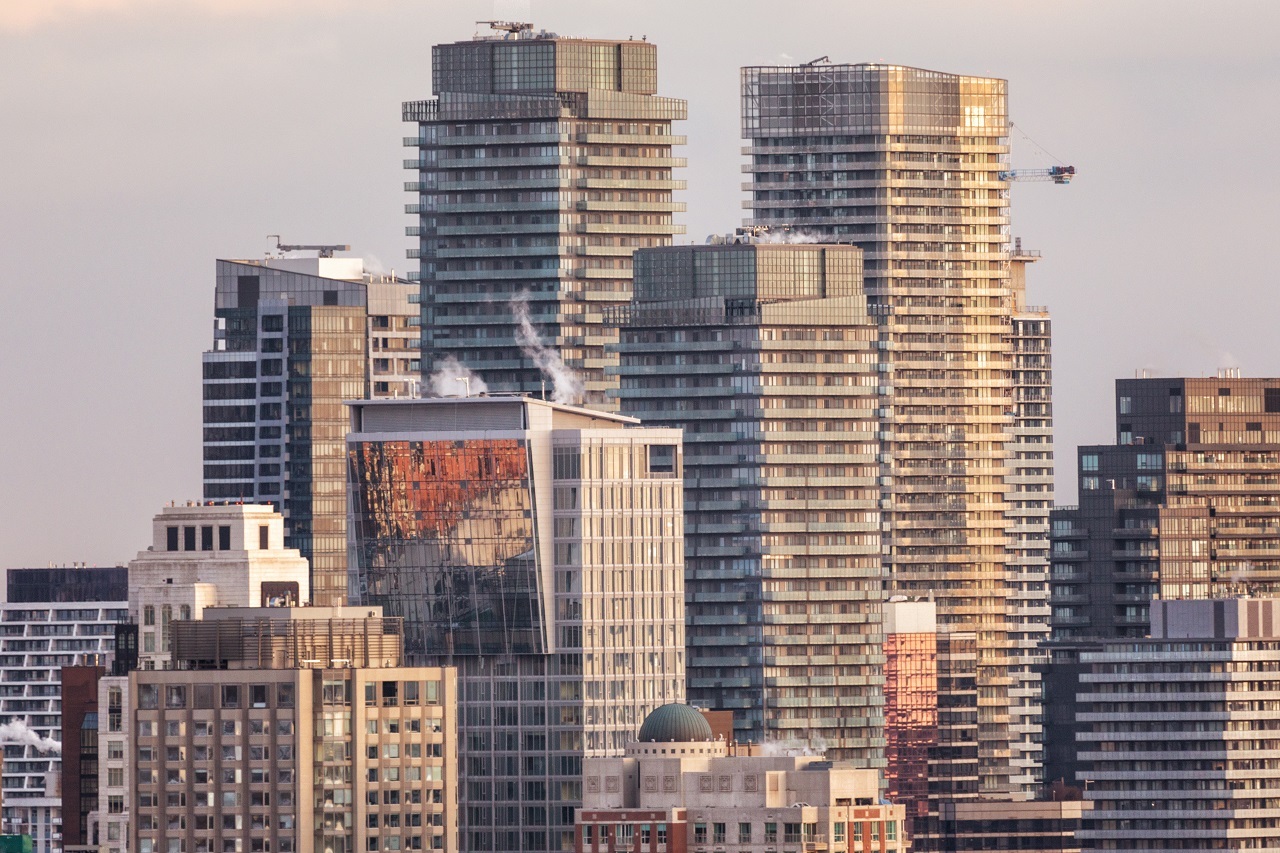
[349,438,542,658]
[347,397,685,853]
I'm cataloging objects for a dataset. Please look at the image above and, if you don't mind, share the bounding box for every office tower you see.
[742,62,1038,794]
[576,704,907,853]
[615,240,885,761]
[128,503,311,670]
[347,396,686,852]
[403,24,687,408]
[0,566,127,851]
[1071,598,1280,850]
[129,606,458,853]
[202,255,417,605]
[1050,374,1280,642]
[935,800,1088,853]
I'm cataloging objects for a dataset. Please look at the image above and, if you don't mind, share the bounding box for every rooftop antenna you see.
[479,21,533,37]
[267,235,351,258]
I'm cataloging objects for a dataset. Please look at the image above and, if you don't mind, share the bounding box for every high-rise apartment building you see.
[0,566,127,852]
[576,703,907,853]
[347,396,686,852]
[615,241,885,762]
[1051,374,1280,641]
[202,255,417,605]
[1006,244,1053,793]
[403,24,686,408]
[1071,598,1280,850]
[129,606,458,853]
[742,62,1040,794]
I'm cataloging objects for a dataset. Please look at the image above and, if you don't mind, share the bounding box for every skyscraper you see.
[742,62,1041,794]
[403,24,686,408]
[346,396,686,852]
[202,255,417,605]
[615,240,886,762]
[1050,373,1280,642]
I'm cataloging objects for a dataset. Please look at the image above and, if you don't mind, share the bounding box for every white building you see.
[92,503,312,853]
[0,566,127,853]
[576,704,906,853]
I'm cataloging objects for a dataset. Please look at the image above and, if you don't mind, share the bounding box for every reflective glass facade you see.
[347,398,685,852]
[349,438,542,658]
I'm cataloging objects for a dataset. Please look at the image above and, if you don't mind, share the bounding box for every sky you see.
[2,0,1278,566]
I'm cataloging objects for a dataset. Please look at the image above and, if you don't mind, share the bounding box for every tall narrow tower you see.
[742,62,1040,794]
[404,24,686,409]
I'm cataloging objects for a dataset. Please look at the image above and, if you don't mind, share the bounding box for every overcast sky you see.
[2,0,1278,566]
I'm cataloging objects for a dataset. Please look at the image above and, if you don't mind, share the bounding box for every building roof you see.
[637,704,714,743]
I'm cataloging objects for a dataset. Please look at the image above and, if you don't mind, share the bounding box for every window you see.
[107,740,123,760]
[143,605,155,626]
[1081,453,1099,472]
[201,526,213,551]
[259,525,269,550]
[183,526,197,551]
[738,823,752,844]
[1082,476,1100,490]
[222,685,240,709]
[218,525,231,550]
[166,527,179,551]
[764,823,777,843]
[278,683,295,707]
[250,685,268,708]
[1119,395,1132,414]
[713,823,726,844]
[1266,388,1280,413]
[693,824,707,844]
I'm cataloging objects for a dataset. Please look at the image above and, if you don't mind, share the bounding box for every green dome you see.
[637,704,714,743]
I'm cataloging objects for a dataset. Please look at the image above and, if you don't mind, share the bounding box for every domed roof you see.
[637,704,714,743]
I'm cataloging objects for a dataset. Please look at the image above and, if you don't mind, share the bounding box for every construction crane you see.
[998,165,1076,184]
[267,236,350,258]
[479,20,532,36]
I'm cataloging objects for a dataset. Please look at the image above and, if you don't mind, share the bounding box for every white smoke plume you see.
[426,356,488,398]
[511,294,584,406]
[0,721,61,753]
[759,736,828,758]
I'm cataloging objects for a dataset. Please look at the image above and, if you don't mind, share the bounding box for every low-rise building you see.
[576,704,905,853]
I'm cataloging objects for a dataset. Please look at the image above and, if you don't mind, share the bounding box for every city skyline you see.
[3,1,1280,565]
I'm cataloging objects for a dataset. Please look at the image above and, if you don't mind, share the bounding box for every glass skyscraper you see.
[347,396,686,852]
[201,256,417,606]
[403,27,686,409]
[615,241,886,764]
[741,62,1050,795]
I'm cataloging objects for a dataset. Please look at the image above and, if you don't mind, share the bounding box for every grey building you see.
[741,61,1048,795]
[614,240,887,763]
[202,255,416,606]
[346,396,686,852]
[403,24,687,409]
[1072,598,1280,850]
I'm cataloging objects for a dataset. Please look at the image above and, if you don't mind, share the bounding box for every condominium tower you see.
[742,62,1045,794]
[403,24,686,408]
[615,240,886,762]
[202,255,416,605]
[347,396,686,852]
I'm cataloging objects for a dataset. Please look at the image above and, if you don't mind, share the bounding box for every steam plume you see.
[511,294,584,405]
[427,356,488,398]
[0,721,61,753]
[759,735,828,758]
